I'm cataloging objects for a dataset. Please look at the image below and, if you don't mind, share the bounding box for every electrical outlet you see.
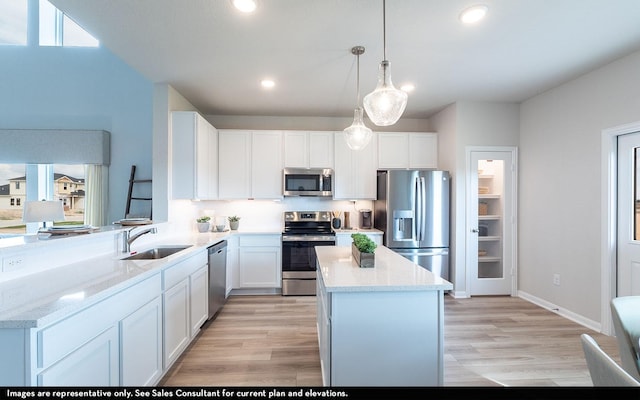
[553,273,560,286]
[2,255,25,272]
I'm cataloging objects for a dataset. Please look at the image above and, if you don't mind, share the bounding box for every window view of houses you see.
[0,164,85,236]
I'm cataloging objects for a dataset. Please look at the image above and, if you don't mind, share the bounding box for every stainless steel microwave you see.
[283,168,333,197]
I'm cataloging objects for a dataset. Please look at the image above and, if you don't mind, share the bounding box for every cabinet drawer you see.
[163,250,207,289]
[38,273,161,368]
[239,235,281,247]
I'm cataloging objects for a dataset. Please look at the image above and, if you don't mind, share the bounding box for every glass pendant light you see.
[363,0,408,126]
[344,46,373,151]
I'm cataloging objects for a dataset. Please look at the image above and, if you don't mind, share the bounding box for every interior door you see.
[466,148,517,296]
[616,132,640,296]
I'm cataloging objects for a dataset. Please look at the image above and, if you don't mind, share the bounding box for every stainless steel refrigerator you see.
[374,170,450,281]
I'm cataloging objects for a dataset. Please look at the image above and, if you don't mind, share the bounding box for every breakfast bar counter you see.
[315,245,453,387]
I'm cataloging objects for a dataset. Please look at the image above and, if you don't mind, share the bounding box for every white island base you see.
[315,245,453,387]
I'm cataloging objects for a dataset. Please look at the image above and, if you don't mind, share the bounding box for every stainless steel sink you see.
[123,245,192,260]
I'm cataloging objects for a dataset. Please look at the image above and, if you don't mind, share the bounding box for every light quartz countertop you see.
[0,229,279,329]
[316,245,453,293]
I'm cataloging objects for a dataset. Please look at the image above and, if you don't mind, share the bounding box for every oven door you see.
[282,236,334,295]
[282,237,335,275]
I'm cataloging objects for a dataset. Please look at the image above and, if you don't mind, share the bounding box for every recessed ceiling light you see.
[400,83,415,93]
[261,79,275,89]
[459,5,488,24]
[232,0,257,13]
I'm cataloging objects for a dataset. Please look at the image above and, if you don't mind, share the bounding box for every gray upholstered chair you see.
[581,334,640,386]
[610,296,640,381]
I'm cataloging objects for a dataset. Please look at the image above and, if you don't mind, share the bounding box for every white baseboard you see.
[517,290,603,334]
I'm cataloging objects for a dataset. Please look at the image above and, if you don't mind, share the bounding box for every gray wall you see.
[520,49,640,324]
[0,45,153,224]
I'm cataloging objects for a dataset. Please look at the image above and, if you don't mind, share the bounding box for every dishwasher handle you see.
[208,240,227,254]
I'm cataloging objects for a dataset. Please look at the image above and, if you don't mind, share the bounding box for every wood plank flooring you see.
[159,294,619,387]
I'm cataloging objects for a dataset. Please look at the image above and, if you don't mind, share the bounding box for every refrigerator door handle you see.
[417,176,426,241]
[411,176,420,240]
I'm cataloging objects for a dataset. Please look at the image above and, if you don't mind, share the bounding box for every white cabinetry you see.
[189,264,208,337]
[377,132,437,169]
[34,273,163,386]
[38,326,119,386]
[226,235,239,292]
[120,296,162,386]
[218,130,283,199]
[284,131,334,168]
[335,231,383,247]
[162,250,208,369]
[333,131,377,200]
[238,234,281,289]
[171,111,218,199]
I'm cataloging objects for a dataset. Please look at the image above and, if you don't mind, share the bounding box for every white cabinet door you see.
[333,132,377,200]
[251,130,283,199]
[172,111,218,199]
[239,247,281,288]
[38,326,119,386]
[409,133,437,169]
[218,130,251,199]
[227,235,240,291]
[377,132,408,169]
[120,296,163,386]
[377,132,438,170]
[283,131,308,168]
[190,264,209,337]
[238,235,281,288]
[284,131,334,169]
[163,278,190,369]
[308,131,334,168]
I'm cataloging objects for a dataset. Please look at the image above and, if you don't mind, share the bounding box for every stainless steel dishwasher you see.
[207,240,227,321]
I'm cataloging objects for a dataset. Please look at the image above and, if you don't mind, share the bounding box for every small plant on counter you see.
[228,216,241,222]
[351,233,377,253]
[196,216,211,223]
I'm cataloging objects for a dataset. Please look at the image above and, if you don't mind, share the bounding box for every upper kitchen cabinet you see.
[218,130,283,199]
[171,111,218,200]
[283,131,334,169]
[333,132,377,200]
[377,132,438,169]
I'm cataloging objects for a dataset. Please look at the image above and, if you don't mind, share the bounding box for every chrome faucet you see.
[122,226,157,253]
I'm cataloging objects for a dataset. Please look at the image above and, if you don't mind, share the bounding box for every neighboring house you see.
[0,174,85,212]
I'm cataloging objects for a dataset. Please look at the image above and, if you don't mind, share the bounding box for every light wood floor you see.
[159,294,619,387]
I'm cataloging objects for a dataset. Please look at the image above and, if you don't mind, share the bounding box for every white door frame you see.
[465,146,518,297]
[601,120,640,336]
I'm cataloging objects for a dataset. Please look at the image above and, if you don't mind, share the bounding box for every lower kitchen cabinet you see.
[238,234,281,289]
[189,264,209,337]
[120,296,163,386]
[162,249,208,369]
[38,326,119,386]
[163,278,190,369]
[0,249,211,386]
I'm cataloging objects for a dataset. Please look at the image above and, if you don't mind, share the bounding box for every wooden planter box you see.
[352,243,375,268]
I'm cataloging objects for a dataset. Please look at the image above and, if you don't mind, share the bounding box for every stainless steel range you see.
[281,211,335,296]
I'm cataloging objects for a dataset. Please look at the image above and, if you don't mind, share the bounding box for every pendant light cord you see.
[356,51,361,106]
[382,0,387,61]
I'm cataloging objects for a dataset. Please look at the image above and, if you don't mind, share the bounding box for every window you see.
[0,0,28,45]
[0,0,98,47]
[39,0,99,47]
[0,163,85,236]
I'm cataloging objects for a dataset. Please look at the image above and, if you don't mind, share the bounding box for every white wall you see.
[0,45,153,224]
[519,49,640,324]
[431,102,520,296]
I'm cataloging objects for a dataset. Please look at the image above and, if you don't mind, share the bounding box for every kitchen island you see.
[315,245,453,386]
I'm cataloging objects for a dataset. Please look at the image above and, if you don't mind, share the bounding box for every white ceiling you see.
[50,0,640,119]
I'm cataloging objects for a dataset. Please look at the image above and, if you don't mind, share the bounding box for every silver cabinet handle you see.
[471,228,479,233]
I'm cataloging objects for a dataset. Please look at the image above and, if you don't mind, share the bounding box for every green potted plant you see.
[196,216,211,233]
[351,233,376,268]
[228,215,241,230]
